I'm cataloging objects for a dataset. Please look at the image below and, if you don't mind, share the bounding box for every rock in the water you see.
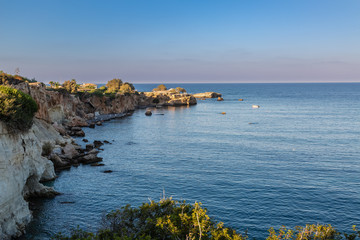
[217,97,224,101]
[49,153,70,169]
[82,139,89,142]
[93,140,104,148]
[193,92,222,98]
[238,99,244,101]
[79,154,103,164]
[74,130,85,137]
[252,105,260,108]
[62,144,79,159]
[96,121,102,126]
[90,163,105,167]
[85,144,94,151]
[145,109,152,116]
[103,170,113,173]
[221,112,226,115]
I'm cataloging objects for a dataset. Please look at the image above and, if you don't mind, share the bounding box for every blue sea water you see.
[22,83,360,239]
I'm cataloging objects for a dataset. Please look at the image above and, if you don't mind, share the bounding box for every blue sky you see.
[1,0,360,83]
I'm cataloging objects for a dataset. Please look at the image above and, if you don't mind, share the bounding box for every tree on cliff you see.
[153,84,167,91]
[119,82,135,93]
[106,78,123,93]
[63,79,78,93]
[0,85,38,132]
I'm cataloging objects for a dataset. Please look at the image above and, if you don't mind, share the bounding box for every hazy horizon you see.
[1,0,360,84]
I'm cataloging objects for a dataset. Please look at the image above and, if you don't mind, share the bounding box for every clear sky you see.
[1,0,360,83]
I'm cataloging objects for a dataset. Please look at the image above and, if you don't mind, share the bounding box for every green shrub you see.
[0,85,38,132]
[42,142,53,156]
[90,89,104,97]
[63,79,78,93]
[106,78,123,93]
[99,86,107,91]
[176,87,187,93]
[119,83,134,93]
[153,84,167,91]
[52,197,246,240]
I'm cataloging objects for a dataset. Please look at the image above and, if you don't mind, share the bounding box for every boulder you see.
[74,130,85,137]
[79,154,103,164]
[85,144,94,151]
[67,116,89,127]
[145,110,152,116]
[217,97,224,101]
[93,140,104,148]
[49,153,70,169]
[62,144,79,159]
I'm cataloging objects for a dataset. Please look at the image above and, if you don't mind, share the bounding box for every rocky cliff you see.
[0,119,68,239]
[0,81,198,239]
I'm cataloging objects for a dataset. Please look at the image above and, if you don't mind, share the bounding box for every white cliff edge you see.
[0,119,66,239]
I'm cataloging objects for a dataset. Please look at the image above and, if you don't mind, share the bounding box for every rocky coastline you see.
[0,76,223,239]
[0,79,204,239]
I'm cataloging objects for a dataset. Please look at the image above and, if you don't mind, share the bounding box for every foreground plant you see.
[52,197,360,240]
[52,197,246,240]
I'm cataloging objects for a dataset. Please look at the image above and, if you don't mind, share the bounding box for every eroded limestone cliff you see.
[0,81,198,239]
[0,119,66,239]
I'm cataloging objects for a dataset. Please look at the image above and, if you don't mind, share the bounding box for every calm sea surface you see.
[22,83,360,239]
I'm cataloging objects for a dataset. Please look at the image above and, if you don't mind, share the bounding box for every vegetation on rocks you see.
[42,141,54,157]
[152,84,187,94]
[106,79,135,94]
[153,84,167,91]
[63,79,79,93]
[52,197,246,240]
[0,71,37,85]
[0,85,38,132]
[52,197,360,240]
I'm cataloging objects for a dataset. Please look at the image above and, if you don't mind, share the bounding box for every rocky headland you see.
[193,92,222,99]
[0,77,198,239]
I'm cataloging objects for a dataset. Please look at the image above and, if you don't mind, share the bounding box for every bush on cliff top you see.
[0,71,37,85]
[153,84,167,91]
[0,85,38,132]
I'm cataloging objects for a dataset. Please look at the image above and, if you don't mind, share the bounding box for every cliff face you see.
[0,83,198,239]
[0,84,144,239]
[0,119,65,239]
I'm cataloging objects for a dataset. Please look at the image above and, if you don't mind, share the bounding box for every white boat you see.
[252,105,260,108]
